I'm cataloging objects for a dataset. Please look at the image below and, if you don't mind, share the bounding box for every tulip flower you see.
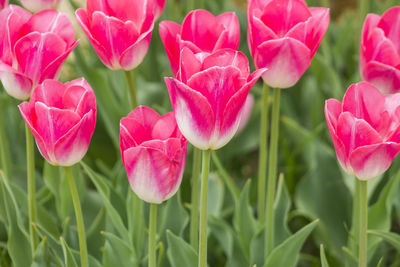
[159,9,240,76]
[19,78,97,166]
[0,6,78,100]
[360,6,400,94]
[76,0,166,71]
[164,48,265,150]
[0,0,8,9]
[120,106,187,204]
[325,81,400,180]
[248,0,329,88]
[19,0,61,12]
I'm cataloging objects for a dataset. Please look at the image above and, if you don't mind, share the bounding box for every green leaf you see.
[274,174,291,245]
[60,237,78,267]
[166,230,198,267]
[209,216,234,258]
[233,180,256,260]
[31,237,49,267]
[207,173,224,217]
[264,219,319,267]
[102,231,137,267]
[320,244,330,267]
[368,230,400,251]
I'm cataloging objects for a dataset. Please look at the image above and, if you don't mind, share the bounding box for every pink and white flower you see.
[19,78,97,166]
[120,106,187,204]
[325,81,400,180]
[248,0,329,88]
[165,48,265,150]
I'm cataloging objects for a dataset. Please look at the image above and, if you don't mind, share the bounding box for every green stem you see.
[358,179,368,267]
[211,152,240,201]
[258,83,269,225]
[265,88,281,257]
[190,147,201,249]
[0,106,10,179]
[198,150,211,267]
[65,166,88,267]
[125,70,138,109]
[26,124,37,254]
[148,204,157,267]
[350,177,361,261]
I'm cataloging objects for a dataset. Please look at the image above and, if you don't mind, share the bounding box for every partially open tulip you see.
[248,0,329,88]
[165,48,265,150]
[360,6,400,94]
[76,0,166,71]
[159,9,240,76]
[19,0,60,12]
[0,6,78,100]
[0,0,8,9]
[19,78,97,166]
[120,106,187,204]
[325,81,400,180]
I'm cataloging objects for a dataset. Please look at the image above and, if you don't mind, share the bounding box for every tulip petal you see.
[202,49,250,78]
[159,20,181,76]
[255,37,311,88]
[127,106,160,131]
[31,79,66,108]
[350,143,400,180]
[178,48,202,83]
[377,6,400,55]
[165,77,215,150]
[0,62,32,100]
[361,61,400,94]
[120,27,153,70]
[215,12,240,50]
[54,110,96,166]
[248,15,278,55]
[120,117,152,150]
[152,112,179,140]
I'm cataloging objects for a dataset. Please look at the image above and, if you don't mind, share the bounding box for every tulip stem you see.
[349,177,361,260]
[149,204,157,267]
[0,106,10,179]
[258,83,269,225]
[190,147,201,249]
[125,70,138,109]
[265,87,280,257]
[26,124,37,254]
[65,166,88,267]
[358,179,368,267]
[198,150,211,267]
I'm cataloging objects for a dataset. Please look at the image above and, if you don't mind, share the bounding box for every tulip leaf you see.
[368,230,400,251]
[102,231,137,267]
[166,230,198,267]
[60,237,78,267]
[320,244,330,267]
[264,219,319,267]
[250,226,264,266]
[233,179,256,260]
[208,173,225,217]
[274,174,291,245]
[209,216,234,258]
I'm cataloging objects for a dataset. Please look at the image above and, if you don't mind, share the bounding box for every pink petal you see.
[0,62,32,100]
[159,20,181,76]
[14,32,67,86]
[21,9,75,46]
[63,82,96,117]
[248,15,278,55]
[54,110,96,166]
[152,112,179,140]
[336,112,382,157]
[30,79,66,108]
[286,7,329,56]
[180,9,225,52]
[76,9,113,68]
[178,47,202,83]
[361,61,400,94]
[377,6,400,54]
[119,27,153,70]
[165,77,215,150]
[260,0,311,37]
[215,12,240,50]
[202,49,250,78]
[127,106,160,131]
[237,94,254,133]
[349,143,400,180]
[87,0,110,19]
[255,37,311,88]
[120,117,152,150]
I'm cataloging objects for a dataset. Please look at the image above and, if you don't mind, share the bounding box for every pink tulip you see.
[360,7,400,94]
[19,78,97,166]
[76,0,166,71]
[159,9,240,76]
[19,0,61,12]
[120,106,187,204]
[325,81,400,180]
[0,6,78,100]
[0,0,8,9]
[248,0,329,88]
[164,48,266,150]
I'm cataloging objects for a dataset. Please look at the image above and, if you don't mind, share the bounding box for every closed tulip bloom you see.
[0,6,78,100]
[325,82,400,180]
[19,0,61,12]
[120,106,187,204]
[76,0,166,71]
[159,9,240,76]
[360,7,400,94]
[165,48,265,150]
[19,79,97,166]
[248,0,329,88]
